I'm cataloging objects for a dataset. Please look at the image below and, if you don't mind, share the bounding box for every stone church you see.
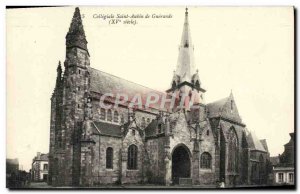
[48,7,271,187]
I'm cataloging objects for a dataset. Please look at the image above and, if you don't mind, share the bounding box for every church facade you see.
[48,7,270,187]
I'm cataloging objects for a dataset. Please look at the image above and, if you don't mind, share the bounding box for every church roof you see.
[207,97,229,118]
[246,132,267,152]
[89,67,165,110]
[92,121,122,137]
[144,119,158,137]
[206,92,242,123]
[260,139,269,152]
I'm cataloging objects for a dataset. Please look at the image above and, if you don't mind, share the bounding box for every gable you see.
[207,93,242,123]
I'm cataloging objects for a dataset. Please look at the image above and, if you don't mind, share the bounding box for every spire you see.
[66,7,88,51]
[55,61,62,87]
[174,7,196,83]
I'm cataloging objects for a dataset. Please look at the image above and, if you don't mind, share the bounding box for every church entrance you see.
[171,145,191,184]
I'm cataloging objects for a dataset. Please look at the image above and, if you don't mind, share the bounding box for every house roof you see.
[6,158,19,165]
[270,156,280,166]
[33,153,48,161]
[246,132,267,152]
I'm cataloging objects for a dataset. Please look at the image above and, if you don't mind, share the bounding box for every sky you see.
[7,7,294,171]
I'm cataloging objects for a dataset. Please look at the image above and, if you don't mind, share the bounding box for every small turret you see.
[55,61,62,88]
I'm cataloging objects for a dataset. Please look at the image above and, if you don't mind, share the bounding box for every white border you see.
[1,0,298,194]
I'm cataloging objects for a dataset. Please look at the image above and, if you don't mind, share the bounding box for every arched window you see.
[228,128,238,172]
[113,111,119,122]
[106,147,113,169]
[141,117,146,128]
[107,109,112,121]
[200,152,212,169]
[100,108,106,120]
[127,144,138,170]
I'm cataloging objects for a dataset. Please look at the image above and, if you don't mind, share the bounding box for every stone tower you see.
[49,7,91,186]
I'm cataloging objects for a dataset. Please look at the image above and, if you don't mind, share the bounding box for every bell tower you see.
[56,7,91,186]
[167,8,206,113]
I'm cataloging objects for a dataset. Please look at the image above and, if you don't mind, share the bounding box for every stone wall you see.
[121,123,145,184]
[91,135,122,184]
[199,120,216,185]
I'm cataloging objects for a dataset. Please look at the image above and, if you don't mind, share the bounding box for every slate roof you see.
[92,121,122,137]
[260,139,269,152]
[284,132,294,146]
[33,153,48,161]
[270,156,280,166]
[246,132,267,152]
[89,68,165,110]
[207,97,229,118]
[144,119,158,137]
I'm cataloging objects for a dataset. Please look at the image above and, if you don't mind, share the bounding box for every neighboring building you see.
[48,7,270,187]
[6,158,30,188]
[273,133,294,185]
[31,152,49,182]
[246,133,271,185]
[6,158,19,175]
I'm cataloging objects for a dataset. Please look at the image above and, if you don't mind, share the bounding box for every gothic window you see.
[200,152,212,169]
[100,108,106,120]
[78,69,81,74]
[113,110,119,122]
[207,130,209,136]
[127,144,138,170]
[227,127,238,172]
[141,117,146,128]
[107,109,112,121]
[259,154,264,179]
[106,147,113,169]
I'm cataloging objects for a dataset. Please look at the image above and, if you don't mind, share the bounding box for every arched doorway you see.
[172,145,191,184]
